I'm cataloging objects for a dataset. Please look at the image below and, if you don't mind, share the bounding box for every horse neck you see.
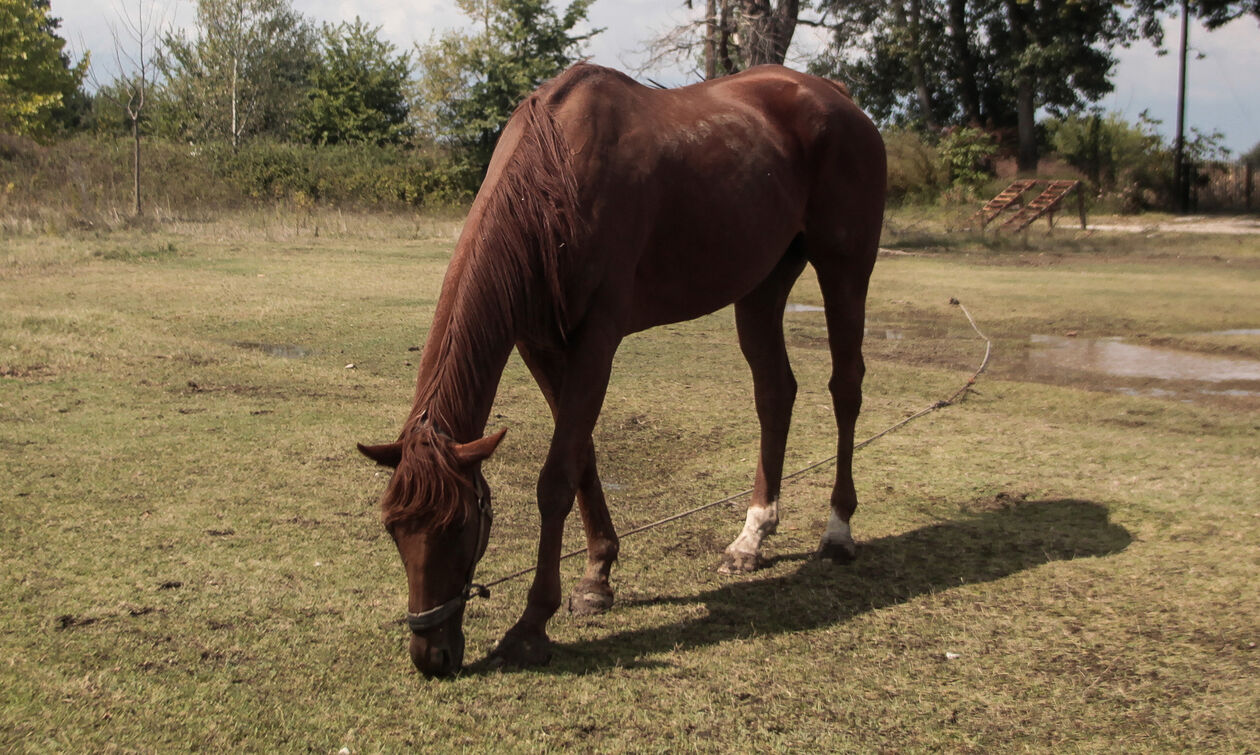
[408,245,517,442]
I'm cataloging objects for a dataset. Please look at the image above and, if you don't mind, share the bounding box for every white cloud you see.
[1109,15,1260,154]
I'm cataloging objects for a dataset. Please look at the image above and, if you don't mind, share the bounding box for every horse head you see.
[359,424,506,677]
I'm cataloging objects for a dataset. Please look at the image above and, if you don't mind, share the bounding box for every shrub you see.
[0,135,475,226]
[939,127,998,194]
[204,140,475,207]
[883,127,944,204]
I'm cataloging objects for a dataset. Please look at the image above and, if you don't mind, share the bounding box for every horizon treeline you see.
[2,0,1257,221]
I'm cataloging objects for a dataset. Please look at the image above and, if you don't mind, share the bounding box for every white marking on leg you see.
[822,511,855,554]
[725,501,779,559]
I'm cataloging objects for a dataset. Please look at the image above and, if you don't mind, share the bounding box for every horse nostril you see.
[410,642,453,676]
[432,647,451,672]
[410,631,465,677]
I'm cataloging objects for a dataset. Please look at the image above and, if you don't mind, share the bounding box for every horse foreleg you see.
[517,344,619,616]
[567,440,619,615]
[493,328,620,667]
[720,249,806,574]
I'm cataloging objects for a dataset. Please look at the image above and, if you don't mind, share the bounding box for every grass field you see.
[2,210,1258,751]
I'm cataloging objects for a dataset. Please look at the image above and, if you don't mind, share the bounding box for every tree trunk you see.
[1015,74,1037,173]
[948,0,982,126]
[908,0,937,130]
[231,54,239,148]
[132,116,142,217]
[718,0,737,74]
[738,0,799,67]
[1006,0,1038,174]
[705,0,718,79]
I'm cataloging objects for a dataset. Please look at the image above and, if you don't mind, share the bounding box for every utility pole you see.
[1173,0,1190,212]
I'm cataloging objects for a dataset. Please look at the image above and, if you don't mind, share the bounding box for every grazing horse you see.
[359,63,886,676]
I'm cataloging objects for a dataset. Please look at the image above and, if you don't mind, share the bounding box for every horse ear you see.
[358,441,403,468]
[452,428,507,466]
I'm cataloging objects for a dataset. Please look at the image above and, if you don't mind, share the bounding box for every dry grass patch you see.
[1,209,1257,751]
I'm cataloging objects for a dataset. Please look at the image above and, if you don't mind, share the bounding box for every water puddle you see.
[1204,328,1260,337]
[868,327,905,341]
[785,304,905,340]
[234,342,311,359]
[1027,335,1260,382]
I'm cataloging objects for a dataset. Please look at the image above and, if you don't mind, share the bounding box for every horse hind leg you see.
[720,244,808,574]
[809,229,880,563]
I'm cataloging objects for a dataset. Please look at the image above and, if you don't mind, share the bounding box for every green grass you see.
[2,210,1258,751]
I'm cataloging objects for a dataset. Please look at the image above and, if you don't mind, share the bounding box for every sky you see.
[53,0,1260,156]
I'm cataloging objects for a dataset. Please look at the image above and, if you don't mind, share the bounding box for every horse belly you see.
[625,203,801,332]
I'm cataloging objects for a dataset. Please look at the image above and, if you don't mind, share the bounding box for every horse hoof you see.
[567,582,614,616]
[718,550,764,574]
[489,630,553,668]
[817,540,856,564]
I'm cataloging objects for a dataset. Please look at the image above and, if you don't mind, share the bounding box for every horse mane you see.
[383,85,584,529]
[414,89,581,420]
[380,424,473,530]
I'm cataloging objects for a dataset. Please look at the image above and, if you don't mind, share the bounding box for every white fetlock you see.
[720,502,778,573]
[819,511,856,559]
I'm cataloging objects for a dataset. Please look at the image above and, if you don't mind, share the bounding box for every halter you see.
[404,447,494,634]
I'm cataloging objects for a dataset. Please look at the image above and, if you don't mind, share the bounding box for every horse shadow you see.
[474,497,1131,675]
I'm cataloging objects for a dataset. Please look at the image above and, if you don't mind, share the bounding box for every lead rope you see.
[478,298,992,593]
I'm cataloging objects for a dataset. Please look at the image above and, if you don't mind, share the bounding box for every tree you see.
[731,0,802,68]
[86,0,169,216]
[1244,141,1260,169]
[413,0,596,169]
[814,0,1150,173]
[814,0,1260,174]
[299,18,412,146]
[159,0,316,145]
[1046,111,1166,191]
[0,0,87,138]
[642,0,803,80]
[1135,0,1260,28]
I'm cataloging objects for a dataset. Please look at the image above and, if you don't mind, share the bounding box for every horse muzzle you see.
[410,627,465,677]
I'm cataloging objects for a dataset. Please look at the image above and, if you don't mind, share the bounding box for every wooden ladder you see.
[999,180,1082,233]
[969,179,1038,229]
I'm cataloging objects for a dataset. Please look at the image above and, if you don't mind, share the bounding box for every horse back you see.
[503,64,886,335]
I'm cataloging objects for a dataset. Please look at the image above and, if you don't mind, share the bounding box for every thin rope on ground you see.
[480,297,992,592]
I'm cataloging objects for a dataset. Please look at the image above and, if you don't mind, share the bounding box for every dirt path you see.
[1089,215,1260,235]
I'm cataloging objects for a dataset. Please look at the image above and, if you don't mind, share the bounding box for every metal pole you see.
[1173,0,1190,213]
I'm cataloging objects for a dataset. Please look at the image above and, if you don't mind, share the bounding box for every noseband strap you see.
[405,582,489,632]
[404,474,493,634]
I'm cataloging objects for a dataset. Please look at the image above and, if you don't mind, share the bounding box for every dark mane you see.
[383,88,584,528]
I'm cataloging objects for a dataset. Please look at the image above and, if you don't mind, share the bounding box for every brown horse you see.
[359,63,886,676]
